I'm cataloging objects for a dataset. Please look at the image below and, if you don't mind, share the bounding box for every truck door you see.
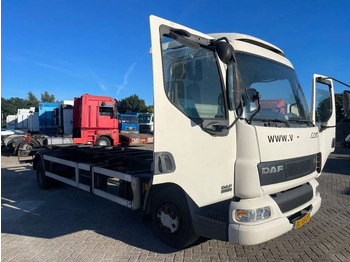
[150,16,236,207]
[311,74,336,171]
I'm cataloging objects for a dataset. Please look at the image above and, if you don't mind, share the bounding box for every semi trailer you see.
[3,102,73,155]
[31,16,350,248]
[9,94,153,156]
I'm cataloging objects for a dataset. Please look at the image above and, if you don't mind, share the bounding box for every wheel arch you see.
[144,182,190,215]
[146,182,199,248]
[145,182,230,242]
[14,139,24,155]
[14,137,40,154]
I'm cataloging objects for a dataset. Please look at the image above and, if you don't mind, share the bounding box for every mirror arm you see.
[226,102,243,131]
[321,113,350,131]
[248,96,261,124]
[317,76,350,88]
[168,30,200,49]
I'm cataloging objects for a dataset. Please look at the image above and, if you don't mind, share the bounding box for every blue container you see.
[39,102,59,134]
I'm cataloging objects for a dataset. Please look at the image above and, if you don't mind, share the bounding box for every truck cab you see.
[149,16,336,246]
[73,94,119,146]
[138,113,154,133]
[119,114,140,132]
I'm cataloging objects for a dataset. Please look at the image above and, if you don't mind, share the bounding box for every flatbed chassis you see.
[33,145,153,211]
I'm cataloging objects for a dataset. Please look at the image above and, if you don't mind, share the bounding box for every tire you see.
[18,140,39,157]
[36,160,54,189]
[96,136,111,146]
[151,187,199,249]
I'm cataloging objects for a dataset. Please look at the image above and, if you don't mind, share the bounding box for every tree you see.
[146,105,154,113]
[1,97,28,127]
[117,94,148,114]
[27,92,39,108]
[41,91,55,102]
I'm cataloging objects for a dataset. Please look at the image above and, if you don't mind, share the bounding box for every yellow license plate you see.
[294,213,310,229]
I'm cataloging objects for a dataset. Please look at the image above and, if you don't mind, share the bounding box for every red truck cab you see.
[73,94,119,146]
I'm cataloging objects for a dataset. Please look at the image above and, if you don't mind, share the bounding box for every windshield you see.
[120,115,138,124]
[236,53,311,126]
[139,115,151,123]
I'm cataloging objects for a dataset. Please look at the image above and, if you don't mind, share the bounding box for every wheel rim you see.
[157,203,180,234]
[21,143,33,156]
[98,140,108,146]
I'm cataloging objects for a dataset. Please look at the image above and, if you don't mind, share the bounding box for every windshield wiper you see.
[252,118,290,127]
[288,119,314,126]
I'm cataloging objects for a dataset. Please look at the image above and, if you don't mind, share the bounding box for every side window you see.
[315,82,332,123]
[161,36,225,119]
[99,105,113,116]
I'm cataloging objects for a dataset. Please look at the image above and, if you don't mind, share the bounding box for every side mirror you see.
[246,88,260,102]
[215,41,234,64]
[343,90,350,118]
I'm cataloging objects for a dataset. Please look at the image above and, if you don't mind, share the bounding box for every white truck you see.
[31,16,350,248]
[138,113,154,133]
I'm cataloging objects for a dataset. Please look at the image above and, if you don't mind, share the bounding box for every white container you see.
[28,112,40,132]
[6,115,17,130]
[16,107,35,130]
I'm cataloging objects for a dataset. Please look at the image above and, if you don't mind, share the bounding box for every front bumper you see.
[228,179,321,245]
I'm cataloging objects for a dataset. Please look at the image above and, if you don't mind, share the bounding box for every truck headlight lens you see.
[236,207,271,222]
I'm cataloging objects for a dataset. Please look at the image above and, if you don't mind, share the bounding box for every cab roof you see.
[210,33,285,57]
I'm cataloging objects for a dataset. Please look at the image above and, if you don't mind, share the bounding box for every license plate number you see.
[294,213,310,229]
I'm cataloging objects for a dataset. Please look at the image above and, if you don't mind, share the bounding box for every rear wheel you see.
[151,187,198,248]
[96,136,111,146]
[18,140,39,157]
[36,160,54,189]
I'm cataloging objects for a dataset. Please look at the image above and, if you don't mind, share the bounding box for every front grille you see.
[258,154,317,186]
[270,183,313,213]
[286,157,315,178]
[139,125,151,132]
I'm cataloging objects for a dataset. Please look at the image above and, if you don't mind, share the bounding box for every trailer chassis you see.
[33,146,153,211]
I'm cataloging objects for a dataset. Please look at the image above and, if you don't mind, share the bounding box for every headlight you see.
[236,206,271,222]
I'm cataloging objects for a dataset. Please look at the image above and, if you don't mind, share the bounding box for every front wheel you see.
[96,136,111,146]
[151,187,198,248]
